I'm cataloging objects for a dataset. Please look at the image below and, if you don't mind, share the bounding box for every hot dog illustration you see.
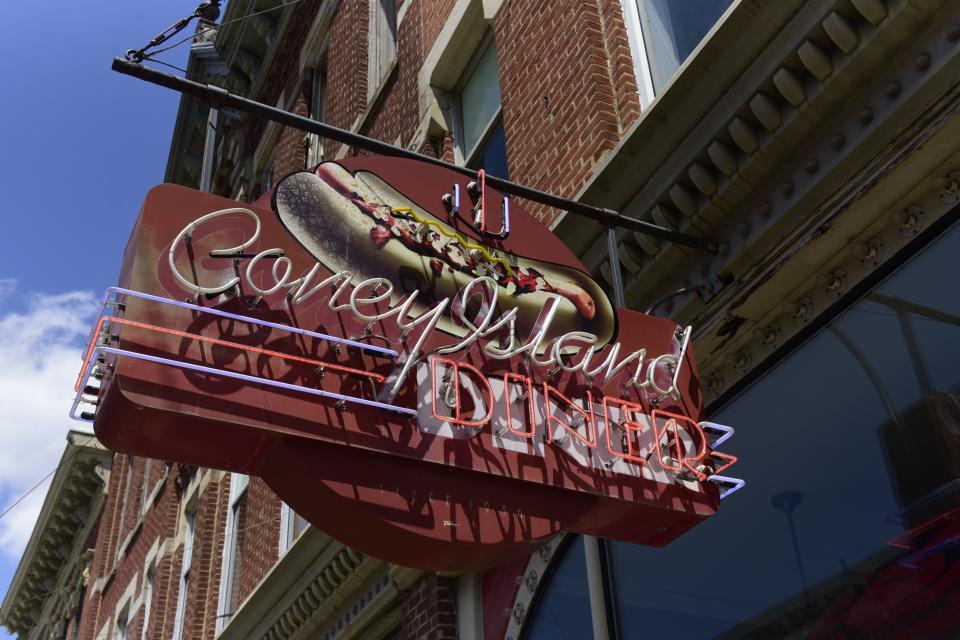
[272,162,615,345]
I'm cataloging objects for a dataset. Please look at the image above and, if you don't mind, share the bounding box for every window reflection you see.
[636,0,733,93]
[605,221,960,638]
[524,536,593,640]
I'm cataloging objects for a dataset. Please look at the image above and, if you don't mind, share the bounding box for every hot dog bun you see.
[273,163,615,348]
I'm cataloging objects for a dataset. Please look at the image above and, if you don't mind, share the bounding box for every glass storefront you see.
[525,536,593,640]
[525,220,960,638]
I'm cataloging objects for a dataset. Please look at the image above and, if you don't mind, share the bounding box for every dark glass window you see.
[469,119,508,180]
[524,536,593,640]
[456,36,508,179]
[605,220,960,638]
[636,0,733,92]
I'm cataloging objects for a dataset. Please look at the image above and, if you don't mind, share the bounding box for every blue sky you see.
[0,2,190,636]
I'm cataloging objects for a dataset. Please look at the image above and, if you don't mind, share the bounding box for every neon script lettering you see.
[167,208,691,404]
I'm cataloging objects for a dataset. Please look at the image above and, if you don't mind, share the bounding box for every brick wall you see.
[79,459,184,640]
[324,0,371,156]
[494,0,640,225]
[180,471,229,640]
[274,89,311,180]
[399,573,459,639]
[246,0,327,171]
[232,476,283,608]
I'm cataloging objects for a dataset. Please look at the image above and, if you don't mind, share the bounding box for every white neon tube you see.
[70,345,416,423]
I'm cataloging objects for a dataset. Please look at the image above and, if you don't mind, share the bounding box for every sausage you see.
[272,163,616,348]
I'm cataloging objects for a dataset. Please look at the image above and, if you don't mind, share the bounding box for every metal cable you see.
[0,433,98,522]
[140,0,308,60]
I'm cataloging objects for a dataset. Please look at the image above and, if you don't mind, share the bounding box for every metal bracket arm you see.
[111,58,719,255]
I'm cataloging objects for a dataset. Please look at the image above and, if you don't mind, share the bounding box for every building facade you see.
[5,0,960,638]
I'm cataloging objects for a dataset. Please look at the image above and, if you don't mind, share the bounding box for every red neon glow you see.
[430,357,493,428]
[651,409,709,479]
[502,372,536,438]
[601,396,648,464]
[709,451,738,476]
[477,169,486,233]
[75,315,385,392]
[888,507,960,550]
[542,384,596,448]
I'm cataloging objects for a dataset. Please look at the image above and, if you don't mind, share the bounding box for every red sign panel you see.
[76,157,738,570]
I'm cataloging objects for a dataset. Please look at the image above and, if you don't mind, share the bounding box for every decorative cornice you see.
[0,431,111,638]
[556,0,960,401]
[218,527,422,640]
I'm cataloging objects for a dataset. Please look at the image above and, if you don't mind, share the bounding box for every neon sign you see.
[77,156,741,570]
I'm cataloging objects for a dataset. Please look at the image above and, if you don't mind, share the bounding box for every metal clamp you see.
[465,170,511,240]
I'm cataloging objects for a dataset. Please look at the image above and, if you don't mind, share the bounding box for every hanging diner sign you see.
[75,156,741,571]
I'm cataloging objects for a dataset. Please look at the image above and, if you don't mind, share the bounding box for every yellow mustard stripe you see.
[391,208,514,276]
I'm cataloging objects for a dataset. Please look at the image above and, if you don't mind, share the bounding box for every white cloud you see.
[0,290,99,558]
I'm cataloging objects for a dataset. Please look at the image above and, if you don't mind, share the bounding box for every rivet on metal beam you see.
[822,12,859,53]
[798,40,833,80]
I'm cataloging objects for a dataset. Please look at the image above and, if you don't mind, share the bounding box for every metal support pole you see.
[583,535,611,640]
[112,58,719,255]
[199,105,219,193]
[606,225,626,307]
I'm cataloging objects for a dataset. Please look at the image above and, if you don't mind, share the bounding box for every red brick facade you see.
[399,573,459,640]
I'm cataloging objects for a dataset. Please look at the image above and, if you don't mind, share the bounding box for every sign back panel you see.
[85,157,732,570]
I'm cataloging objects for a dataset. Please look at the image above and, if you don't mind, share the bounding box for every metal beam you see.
[112,58,719,254]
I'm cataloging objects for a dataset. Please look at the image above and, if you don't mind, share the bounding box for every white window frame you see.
[620,0,656,107]
[306,65,327,168]
[216,473,249,633]
[140,564,154,640]
[114,601,130,640]
[114,455,135,564]
[367,0,398,102]
[452,31,502,167]
[139,460,152,516]
[171,508,196,640]
[278,502,309,555]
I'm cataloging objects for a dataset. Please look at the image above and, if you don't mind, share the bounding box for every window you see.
[140,565,154,640]
[113,612,128,640]
[217,473,249,632]
[114,455,135,563]
[625,0,733,98]
[368,0,397,100]
[307,66,327,168]
[139,460,152,515]
[259,155,275,198]
[171,508,195,640]
[279,502,309,554]
[522,220,960,638]
[524,536,592,640]
[454,35,508,178]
